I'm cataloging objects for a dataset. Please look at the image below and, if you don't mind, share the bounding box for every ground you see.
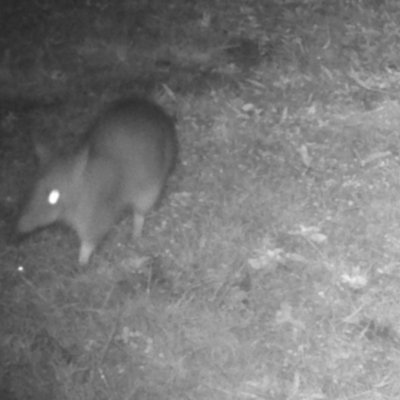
[1,0,400,399]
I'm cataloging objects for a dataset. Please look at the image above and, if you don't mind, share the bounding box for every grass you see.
[2,0,400,399]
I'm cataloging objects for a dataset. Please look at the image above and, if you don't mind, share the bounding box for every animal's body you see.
[18,98,178,264]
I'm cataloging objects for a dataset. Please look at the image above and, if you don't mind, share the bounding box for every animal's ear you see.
[72,148,89,180]
[34,143,53,166]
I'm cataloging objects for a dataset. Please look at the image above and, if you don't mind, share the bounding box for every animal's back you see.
[86,99,177,212]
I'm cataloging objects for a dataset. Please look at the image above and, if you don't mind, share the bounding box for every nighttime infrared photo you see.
[1,1,400,399]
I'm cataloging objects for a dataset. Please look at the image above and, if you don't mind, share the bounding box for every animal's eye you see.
[48,189,60,205]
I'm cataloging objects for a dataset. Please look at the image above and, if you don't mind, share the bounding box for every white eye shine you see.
[48,189,60,205]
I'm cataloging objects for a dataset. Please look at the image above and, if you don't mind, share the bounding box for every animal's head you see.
[18,145,87,233]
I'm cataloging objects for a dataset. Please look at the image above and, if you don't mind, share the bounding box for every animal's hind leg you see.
[132,184,162,238]
[133,213,145,238]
